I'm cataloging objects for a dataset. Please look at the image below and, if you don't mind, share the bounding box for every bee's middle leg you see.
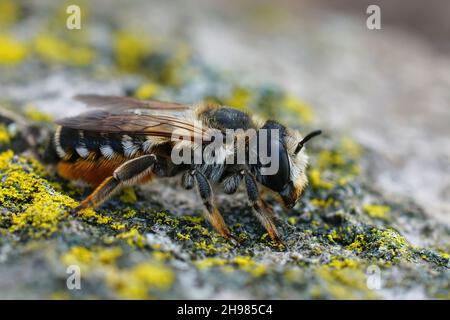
[242,171,283,245]
[75,154,156,211]
[183,169,238,245]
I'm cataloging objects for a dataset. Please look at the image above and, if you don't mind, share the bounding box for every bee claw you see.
[267,232,285,247]
[275,239,286,247]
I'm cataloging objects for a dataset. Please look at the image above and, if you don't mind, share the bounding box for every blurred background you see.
[0,0,449,226]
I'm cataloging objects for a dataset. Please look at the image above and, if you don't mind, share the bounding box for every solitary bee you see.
[52,95,321,244]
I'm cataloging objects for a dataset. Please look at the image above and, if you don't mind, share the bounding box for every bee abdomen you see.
[54,127,156,161]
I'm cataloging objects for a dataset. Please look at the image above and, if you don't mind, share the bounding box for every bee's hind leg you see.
[184,169,239,246]
[242,171,284,245]
[75,154,156,211]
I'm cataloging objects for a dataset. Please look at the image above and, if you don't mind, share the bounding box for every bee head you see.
[258,121,321,209]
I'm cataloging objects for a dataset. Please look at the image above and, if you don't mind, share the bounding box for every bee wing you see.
[56,109,210,142]
[74,94,190,111]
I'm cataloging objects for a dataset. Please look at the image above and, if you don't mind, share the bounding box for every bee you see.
[53,95,321,245]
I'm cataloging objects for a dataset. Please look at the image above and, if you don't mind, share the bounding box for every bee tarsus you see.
[243,171,283,245]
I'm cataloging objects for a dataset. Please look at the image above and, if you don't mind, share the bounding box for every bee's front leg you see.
[75,154,156,211]
[183,169,239,246]
[241,170,283,245]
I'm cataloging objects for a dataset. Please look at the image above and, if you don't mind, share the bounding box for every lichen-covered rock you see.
[0,0,448,300]
[0,123,448,299]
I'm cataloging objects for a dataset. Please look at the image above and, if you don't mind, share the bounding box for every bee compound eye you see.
[261,139,290,192]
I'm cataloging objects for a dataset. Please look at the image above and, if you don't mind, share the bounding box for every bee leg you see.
[75,154,156,211]
[242,171,283,245]
[222,174,242,194]
[260,198,274,215]
[188,169,238,246]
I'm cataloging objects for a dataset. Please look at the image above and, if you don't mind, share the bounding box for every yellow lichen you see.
[34,34,94,66]
[119,187,137,204]
[61,246,122,271]
[0,0,19,28]
[326,257,359,269]
[363,204,390,220]
[233,256,267,277]
[61,246,94,266]
[340,137,362,159]
[311,198,338,208]
[61,245,173,299]
[182,215,204,224]
[76,208,112,225]
[152,251,172,261]
[97,247,123,265]
[176,232,191,241]
[314,265,377,299]
[116,228,146,248]
[134,82,161,100]
[317,150,345,169]
[153,211,179,227]
[0,34,28,65]
[327,229,340,243]
[122,207,137,219]
[283,95,315,124]
[105,262,174,299]
[114,31,151,72]
[194,256,268,277]
[225,86,252,110]
[439,252,450,260]
[195,257,227,269]
[0,151,82,238]
[310,169,334,190]
[194,240,220,255]
[347,228,410,260]
[24,105,53,123]
[0,124,11,145]
[50,292,71,300]
[111,222,126,230]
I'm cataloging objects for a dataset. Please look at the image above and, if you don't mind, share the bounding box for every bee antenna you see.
[295,130,322,154]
